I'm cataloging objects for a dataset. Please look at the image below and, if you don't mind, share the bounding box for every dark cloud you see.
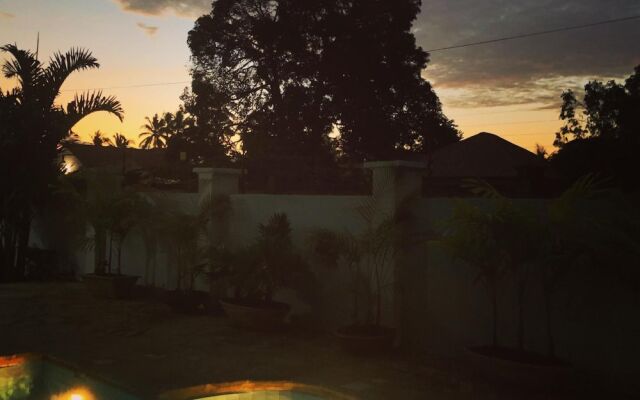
[0,11,15,19]
[114,0,639,108]
[114,0,209,17]
[137,22,159,36]
[416,0,640,107]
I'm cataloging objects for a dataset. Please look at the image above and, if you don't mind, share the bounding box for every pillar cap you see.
[363,160,427,170]
[193,167,242,176]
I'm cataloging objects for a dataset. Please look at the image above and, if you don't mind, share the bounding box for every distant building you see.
[60,143,167,174]
[425,132,556,197]
[60,143,196,191]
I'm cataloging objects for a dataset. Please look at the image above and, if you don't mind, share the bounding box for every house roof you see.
[63,143,167,171]
[428,132,546,178]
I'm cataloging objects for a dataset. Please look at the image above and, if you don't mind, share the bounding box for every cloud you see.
[415,0,640,107]
[136,22,159,36]
[113,0,640,109]
[0,11,15,19]
[114,0,209,18]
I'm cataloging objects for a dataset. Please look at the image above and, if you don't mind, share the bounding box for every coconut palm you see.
[0,44,123,280]
[139,114,168,149]
[112,133,132,148]
[91,130,113,146]
[164,110,192,137]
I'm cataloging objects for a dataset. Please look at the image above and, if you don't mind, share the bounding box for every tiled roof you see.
[428,132,546,178]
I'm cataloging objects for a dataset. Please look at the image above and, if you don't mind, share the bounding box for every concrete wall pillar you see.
[193,167,241,295]
[364,161,426,346]
[193,167,242,197]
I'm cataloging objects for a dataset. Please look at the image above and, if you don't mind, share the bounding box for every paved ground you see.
[0,283,630,399]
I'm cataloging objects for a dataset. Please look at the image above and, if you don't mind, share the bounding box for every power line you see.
[55,15,639,97]
[463,118,559,128]
[501,132,555,137]
[60,81,190,92]
[427,15,640,52]
[452,108,555,117]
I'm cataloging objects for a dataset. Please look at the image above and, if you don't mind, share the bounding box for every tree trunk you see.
[543,285,555,358]
[15,209,32,280]
[375,265,382,326]
[489,282,499,348]
[0,225,17,282]
[94,228,106,275]
[107,231,113,274]
[117,242,122,275]
[517,281,526,350]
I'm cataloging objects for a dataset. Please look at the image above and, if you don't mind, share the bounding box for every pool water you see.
[0,355,140,400]
[196,392,326,400]
[1,355,350,400]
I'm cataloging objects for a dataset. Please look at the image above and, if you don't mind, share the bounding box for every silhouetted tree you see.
[166,93,234,167]
[320,0,460,161]
[163,110,192,138]
[552,65,640,190]
[187,0,459,183]
[91,130,112,146]
[535,144,548,160]
[0,45,123,280]
[111,133,131,148]
[188,0,336,185]
[139,114,168,149]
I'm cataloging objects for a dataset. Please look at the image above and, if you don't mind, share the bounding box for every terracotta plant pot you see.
[465,346,572,389]
[335,325,395,354]
[220,299,290,331]
[82,274,139,299]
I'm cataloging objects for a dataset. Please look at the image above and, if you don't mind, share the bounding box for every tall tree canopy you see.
[555,65,640,148]
[0,44,123,280]
[321,0,460,160]
[552,65,640,190]
[187,0,459,170]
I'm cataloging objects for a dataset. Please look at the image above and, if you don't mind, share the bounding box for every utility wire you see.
[501,132,555,137]
[453,108,556,117]
[427,14,640,52]
[463,118,559,128]
[58,15,640,93]
[60,81,190,92]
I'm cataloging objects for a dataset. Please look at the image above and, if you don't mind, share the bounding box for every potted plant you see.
[157,195,214,314]
[309,197,407,354]
[437,197,507,352]
[58,171,141,298]
[220,213,309,330]
[438,180,591,388]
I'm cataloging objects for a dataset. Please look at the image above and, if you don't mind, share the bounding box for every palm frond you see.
[112,133,131,148]
[139,136,154,149]
[65,90,124,128]
[44,47,99,102]
[1,44,43,92]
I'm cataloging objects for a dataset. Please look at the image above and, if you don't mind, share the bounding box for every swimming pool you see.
[0,354,141,400]
[157,380,355,400]
[1,355,353,400]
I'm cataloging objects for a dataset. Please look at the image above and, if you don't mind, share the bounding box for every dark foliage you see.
[186,0,460,187]
[552,65,640,190]
[0,44,122,281]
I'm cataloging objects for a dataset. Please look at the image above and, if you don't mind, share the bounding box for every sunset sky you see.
[1,0,639,153]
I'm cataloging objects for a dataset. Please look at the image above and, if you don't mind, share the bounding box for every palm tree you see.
[91,130,113,146]
[139,114,168,149]
[164,110,192,137]
[0,44,123,280]
[112,133,132,148]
